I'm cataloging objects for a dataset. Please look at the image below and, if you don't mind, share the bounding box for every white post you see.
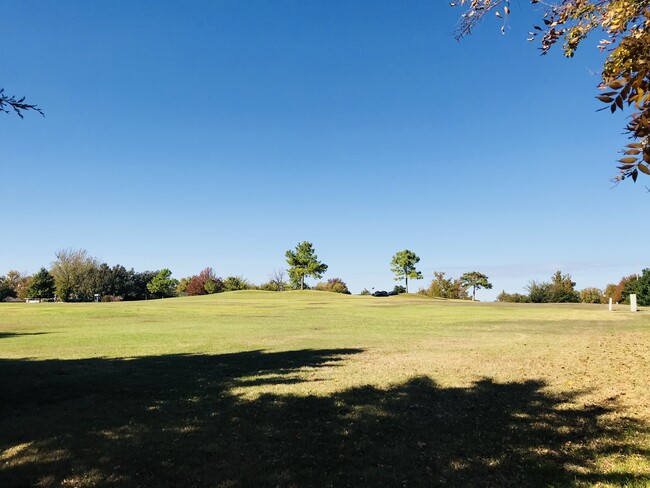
[609,297,613,311]
[630,294,637,312]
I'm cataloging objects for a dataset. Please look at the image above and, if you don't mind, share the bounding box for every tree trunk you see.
[472,286,476,301]
[405,275,408,294]
[301,275,304,290]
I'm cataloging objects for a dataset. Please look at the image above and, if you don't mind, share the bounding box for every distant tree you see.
[621,269,650,306]
[106,265,143,300]
[269,269,286,292]
[496,291,530,303]
[527,271,580,303]
[527,280,552,303]
[3,270,32,300]
[285,242,328,290]
[359,288,371,296]
[315,278,351,294]
[88,263,114,298]
[2,271,22,293]
[185,268,223,296]
[146,269,178,298]
[460,271,493,301]
[549,271,580,303]
[603,283,619,303]
[580,287,605,304]
[176,277,190,296]
[260,269,288,292]
[1,88,43,118]
[204,276,223,294]
[390,250,423,293]
[393,285,407,295]
[50,249,99,301]
[0,276,16,301]
[186,275,207,296]
[222,275,252,292]
[422,272,467,299]
[611,274,637,304]
[25,268,56,299]
[125,270,157,300]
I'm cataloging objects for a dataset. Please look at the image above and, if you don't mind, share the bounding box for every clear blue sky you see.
[2,0,648,299]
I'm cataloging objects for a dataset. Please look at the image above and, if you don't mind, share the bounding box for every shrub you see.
[496,291,530,303]
[359,288,371,296]
[223,276,252,292]
[259,281,287,291]
[314,278,351,294]
[186,268,224,296]
[580,288,604,304]
[422,272,468,299]
[527,280,552,303]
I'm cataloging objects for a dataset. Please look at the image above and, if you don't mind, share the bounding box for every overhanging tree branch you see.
[0,88,44,118]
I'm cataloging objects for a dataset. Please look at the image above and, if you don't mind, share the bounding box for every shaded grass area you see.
[1,350,648,487]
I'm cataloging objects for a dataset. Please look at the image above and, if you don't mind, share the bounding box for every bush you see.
[422,272,468,299]
[527,280,552,303]
[496,291,530,303]
[223,276,252,292]
[393,285,406,294]
[359,288,371,296]
[580,288,604,304]
[259,281,287,291]
[186,268,224,296]
[314,278,351,294]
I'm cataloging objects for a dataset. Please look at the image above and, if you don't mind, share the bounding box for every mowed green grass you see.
[0,291,648,487]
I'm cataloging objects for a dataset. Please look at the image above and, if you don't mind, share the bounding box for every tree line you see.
[497,270,650,306]
[2,244,646,305]
[0,245,350,302]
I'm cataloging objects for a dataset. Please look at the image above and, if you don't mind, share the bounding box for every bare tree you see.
[269,269,286,292]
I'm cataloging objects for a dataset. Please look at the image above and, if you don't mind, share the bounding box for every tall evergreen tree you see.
[390,250,423,294]
[285,242,328,290]
[460,271,493,301]
[26,267,56,299]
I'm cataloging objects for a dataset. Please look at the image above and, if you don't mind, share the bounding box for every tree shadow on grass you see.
[0,332,50,340]
[0,349,648,487]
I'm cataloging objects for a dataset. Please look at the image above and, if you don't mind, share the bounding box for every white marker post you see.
[630,294,637,312]
[609,297,613,312]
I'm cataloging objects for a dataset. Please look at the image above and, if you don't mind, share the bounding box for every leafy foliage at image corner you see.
[453,0,650,183]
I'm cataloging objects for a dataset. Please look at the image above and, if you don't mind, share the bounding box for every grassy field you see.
[0,291,649,487]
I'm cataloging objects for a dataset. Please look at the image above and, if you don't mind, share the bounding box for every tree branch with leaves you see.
[0,88,43,118]
[453,0,650,183]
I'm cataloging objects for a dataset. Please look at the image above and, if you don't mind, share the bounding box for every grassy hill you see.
[1,291,648,487]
